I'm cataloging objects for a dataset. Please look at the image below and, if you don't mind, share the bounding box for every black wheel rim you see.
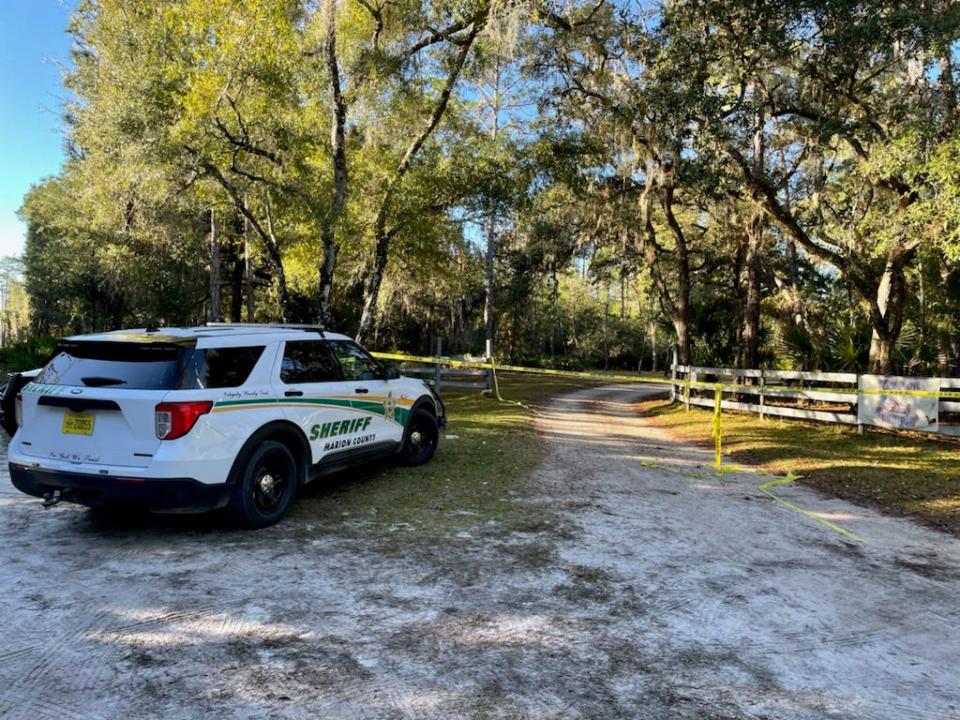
[251,453,291,513]
[407,416,437,456]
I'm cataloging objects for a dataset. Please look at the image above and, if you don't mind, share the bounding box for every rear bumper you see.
[9,463,232,512]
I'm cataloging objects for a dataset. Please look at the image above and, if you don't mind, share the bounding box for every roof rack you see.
[205,322,325,333]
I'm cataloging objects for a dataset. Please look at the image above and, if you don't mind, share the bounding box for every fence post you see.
[485,338,493,391]
[856,373,864,435]
[671,348,678,402]
[686,369,694,411]
[759,369,765,421]
[434,337,442,398]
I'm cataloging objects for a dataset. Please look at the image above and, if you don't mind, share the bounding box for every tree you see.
[662,0,960,372]
[355,1,491,342]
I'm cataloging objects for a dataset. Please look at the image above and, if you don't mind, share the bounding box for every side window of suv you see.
[183,346,266,389]
[330,341,382,381]
[280,341,340,384]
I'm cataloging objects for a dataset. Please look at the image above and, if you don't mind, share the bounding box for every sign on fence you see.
[858,375,939,432]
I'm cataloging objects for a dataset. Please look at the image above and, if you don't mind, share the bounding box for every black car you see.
[0,370,39,436]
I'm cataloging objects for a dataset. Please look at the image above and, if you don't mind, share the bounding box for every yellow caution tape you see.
[372,351,960,400]
[375,349,943,540]
[757,473,864,543]
[640,459,708,479]
[372,351,666,384]
[488,355,539,414]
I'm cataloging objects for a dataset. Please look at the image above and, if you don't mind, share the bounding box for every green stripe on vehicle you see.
[213,396,409,426]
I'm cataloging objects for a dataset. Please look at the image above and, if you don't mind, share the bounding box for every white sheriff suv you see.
[8,324,445,527]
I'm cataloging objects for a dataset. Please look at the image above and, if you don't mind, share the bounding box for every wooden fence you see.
[671,364,960,438]
[395,362,488,393]
[386,339,489,396]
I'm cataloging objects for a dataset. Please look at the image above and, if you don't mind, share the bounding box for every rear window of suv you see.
[37,341,265,390]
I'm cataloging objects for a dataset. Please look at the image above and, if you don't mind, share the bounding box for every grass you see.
[640,399,960,537]
[292,374,599,540]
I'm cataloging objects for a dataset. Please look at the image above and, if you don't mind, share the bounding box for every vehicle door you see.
[328,340,405,446]
[275,339,356,465]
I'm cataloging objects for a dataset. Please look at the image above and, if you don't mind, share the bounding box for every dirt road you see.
[0,384,957,719]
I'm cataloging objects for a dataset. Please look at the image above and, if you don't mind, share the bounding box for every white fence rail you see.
[386,339,489,395]
[395,364,488,391]
[671,364,960,438]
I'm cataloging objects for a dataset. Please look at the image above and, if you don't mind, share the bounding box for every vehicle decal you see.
[310,416,372,440]
[23,382,71,396]
[211,396,413,426]
[322,432,376,452]
[308,416,379,451]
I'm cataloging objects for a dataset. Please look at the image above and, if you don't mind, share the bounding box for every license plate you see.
[62,413,95,436]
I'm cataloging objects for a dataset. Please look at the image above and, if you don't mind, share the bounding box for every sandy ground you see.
[0,384,958,720]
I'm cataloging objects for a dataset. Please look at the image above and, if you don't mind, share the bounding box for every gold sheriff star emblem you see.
[383,395,397,421]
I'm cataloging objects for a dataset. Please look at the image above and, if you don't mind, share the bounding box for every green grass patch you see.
[641,400,960,536]
[292,374,599,540]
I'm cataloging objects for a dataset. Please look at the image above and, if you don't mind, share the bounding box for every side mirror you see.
[383,364,401,380]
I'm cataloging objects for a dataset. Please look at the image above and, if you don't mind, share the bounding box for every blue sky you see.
[0,0,75,258]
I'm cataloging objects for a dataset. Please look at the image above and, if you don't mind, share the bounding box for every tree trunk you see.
[244,213,254,321]
[636,157,692,366]
[269,247,289,324]
[198,162,288,322]
[620,273,626,319]
[484,213,495,360]
[870,332,897,376]
[660,169,693,366]
[230,243,244,322]
[941,54,957,115]
[318,234,339,327]
[356,14,485,343]
[742,116,765,369]
[356,239,389,343]
[672,312,691,367]
[602,282,609,369]
[650,321,658,372]
[262,200,289,323]
[868,259,907,374]
[785,237,805,327]
[732,231,746,355]
[549,268,560,358]
[942,261,960,374]
[482,56,503,367]
[742,210,763,369]
[727,143,918,375]
[209,209,221,322]
[318,0,347,327]
[619,229,627,319]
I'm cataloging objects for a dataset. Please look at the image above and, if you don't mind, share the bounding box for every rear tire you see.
[400,409,439,466]
[228,440,298,528]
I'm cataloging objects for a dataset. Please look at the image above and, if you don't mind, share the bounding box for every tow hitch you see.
[42,490,62,508]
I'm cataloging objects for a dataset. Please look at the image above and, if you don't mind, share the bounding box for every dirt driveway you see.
[0,384,958,720]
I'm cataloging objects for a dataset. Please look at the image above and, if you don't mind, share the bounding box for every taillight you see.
[155,401,212,440]
[15,393,22,428]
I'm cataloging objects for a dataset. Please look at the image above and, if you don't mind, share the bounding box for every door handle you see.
[354,388,369,394]
[284,390,303,397]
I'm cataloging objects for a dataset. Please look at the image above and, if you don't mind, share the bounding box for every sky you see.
[0,0,75,259]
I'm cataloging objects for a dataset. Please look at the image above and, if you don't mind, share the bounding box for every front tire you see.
[228,440,298,528]
[400,409,439,466]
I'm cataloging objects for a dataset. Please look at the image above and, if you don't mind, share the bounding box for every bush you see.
[0,336,58,374]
